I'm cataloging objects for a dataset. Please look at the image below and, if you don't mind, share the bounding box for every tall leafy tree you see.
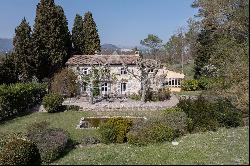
[192,0,249,112]
[32,0,72,80]
[72,14,85,54]
[82,12,101,55]
[13,18,34,82]
[164,33,184,65]
[140,34,163,56]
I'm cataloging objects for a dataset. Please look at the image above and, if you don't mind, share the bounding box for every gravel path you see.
[63,95,179,111]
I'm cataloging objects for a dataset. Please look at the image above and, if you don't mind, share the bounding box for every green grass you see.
[0,111,248,165]
[0,111,98,142]
[0,109,164,142]
[54,126,249,165]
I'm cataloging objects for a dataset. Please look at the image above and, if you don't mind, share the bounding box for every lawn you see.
[54,126,249,165]
[0,111,248,165]
[0,111,97,142]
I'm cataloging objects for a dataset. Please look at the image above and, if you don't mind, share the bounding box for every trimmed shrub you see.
[145,88,171,102]
[0,83,47,121]
[146,123,175,143]
[160,107,189,136]
[127,120,175,146]
[51,68,78,98]
[127,131,148,146]
[26,122,70,164]
[99,117,133,144]
[177,97,219,132]
[0,138,41,165]
[42,93,64,113]
[157,88,171,101]
[65,105,80,112]
[214,99,244,128]
[181,79,200,91]
[177,96,243,132]
[129,93,141,101]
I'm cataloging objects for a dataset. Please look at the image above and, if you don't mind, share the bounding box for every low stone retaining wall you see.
[76,116,147,129]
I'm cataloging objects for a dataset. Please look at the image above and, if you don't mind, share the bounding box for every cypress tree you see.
[32,0,72,80]
[13,18,34,82]
[82,12,101,55]
[194,24,217,79]
[0,53,18,84]
[72,14,85,54]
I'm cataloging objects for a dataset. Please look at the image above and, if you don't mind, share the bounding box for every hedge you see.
[99,117,133,144]
[0,83,47,121]
[42,93,64,113]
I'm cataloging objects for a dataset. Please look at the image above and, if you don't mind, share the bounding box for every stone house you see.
[66,52,184,97]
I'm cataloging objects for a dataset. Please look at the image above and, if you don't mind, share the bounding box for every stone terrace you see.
[63,95,179,112]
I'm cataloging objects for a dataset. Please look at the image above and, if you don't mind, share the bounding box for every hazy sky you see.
[0,0,197,47]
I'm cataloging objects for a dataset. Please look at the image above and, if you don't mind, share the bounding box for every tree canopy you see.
[13,18,34,82]
[32,0,72,80]
[82,12,101,55]
[72,14,85,55]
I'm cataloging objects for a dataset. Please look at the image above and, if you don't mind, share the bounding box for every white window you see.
[120,68,127,75]
[82,68,88,75]
[121,83,127,94]
[149,69,154,73]
[177,79,181,86]
[82,82,87,92]
[101,83,108,95]
[164,78,182,87]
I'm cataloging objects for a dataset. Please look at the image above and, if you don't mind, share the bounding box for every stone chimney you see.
[135,51,140,56]
[95,50,99,55]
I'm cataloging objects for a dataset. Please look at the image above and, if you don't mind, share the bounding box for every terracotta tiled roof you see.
[66,54,140,66]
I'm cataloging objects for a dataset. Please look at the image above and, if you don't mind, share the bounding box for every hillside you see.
[0,38,13,53]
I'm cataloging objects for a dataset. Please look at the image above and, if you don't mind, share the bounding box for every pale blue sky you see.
[0,0,197,47]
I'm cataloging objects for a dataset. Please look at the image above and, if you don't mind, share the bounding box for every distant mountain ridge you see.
[0,39,141,54]
[101,44,120,50]
[0,38,13,53]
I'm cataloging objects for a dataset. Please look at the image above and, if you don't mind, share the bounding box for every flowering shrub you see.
[26,121,70,164]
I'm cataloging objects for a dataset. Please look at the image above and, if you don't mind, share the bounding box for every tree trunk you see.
[89,81,94,104]
[141,78,147,103]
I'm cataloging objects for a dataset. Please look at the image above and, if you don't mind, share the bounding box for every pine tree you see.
[32,0,72,80]
[72,14,85,54]
[82,12,101,55]
[13,18,34,82]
